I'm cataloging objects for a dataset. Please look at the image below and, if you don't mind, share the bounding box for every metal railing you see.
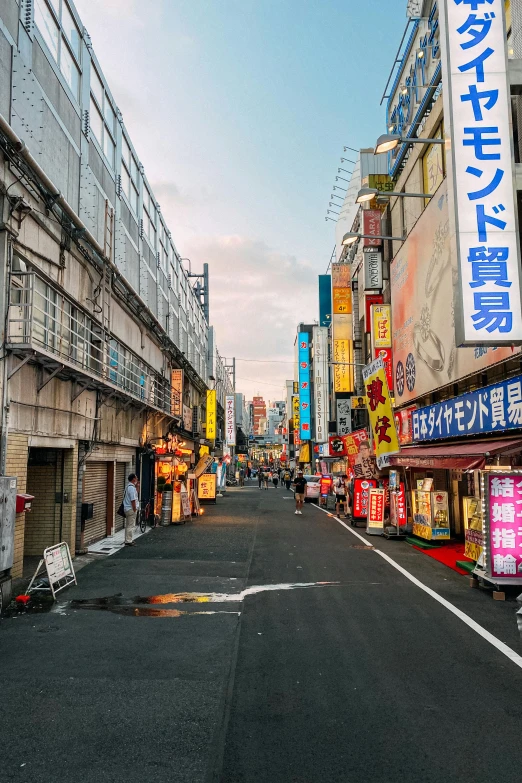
[7,272,171,413]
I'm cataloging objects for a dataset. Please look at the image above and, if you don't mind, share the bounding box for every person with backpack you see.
[283,468,291,490]
[334,474,349,519]
[272,471,279,489]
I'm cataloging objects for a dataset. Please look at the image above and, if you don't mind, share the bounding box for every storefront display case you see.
[463,495,484,563]
[413,490,450,541]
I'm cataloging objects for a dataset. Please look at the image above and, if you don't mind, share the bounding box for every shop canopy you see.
[389,438,522,471]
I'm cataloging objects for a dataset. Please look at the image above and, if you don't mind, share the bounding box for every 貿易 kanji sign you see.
[362,357,399,461]
[440,0,522,345]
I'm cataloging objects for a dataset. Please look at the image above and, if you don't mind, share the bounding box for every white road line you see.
[313,504,522,672]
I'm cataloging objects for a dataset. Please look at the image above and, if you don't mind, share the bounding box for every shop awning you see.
[389,438,522,470]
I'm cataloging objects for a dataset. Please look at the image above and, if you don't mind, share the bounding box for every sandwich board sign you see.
[27,542,77,599]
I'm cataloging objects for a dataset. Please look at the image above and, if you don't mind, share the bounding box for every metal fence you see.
[7,272,171,412]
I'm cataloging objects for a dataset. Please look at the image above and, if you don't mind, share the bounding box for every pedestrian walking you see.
[293,471,307,515]
[272,472,279,489]
[283,468,291,490]
[263,469,269,490]
[258,470,263,489]
[123,473,139,546]
[334,474,349,518]
[239,467,245,487]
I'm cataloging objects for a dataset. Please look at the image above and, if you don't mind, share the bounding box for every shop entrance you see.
[24,447,66,576]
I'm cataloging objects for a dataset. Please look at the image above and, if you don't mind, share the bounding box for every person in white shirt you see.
[123,474,139,546]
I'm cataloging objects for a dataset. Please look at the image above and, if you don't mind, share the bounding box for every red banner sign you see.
[374,347,393,393]
[363,210,382,247]
[353,478,378,517]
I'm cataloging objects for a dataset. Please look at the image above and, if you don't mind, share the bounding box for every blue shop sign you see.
[412,374,522,442]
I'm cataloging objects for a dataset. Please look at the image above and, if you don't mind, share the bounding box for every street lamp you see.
[356,186,433,204]
[342,231,405,246]
[374,133,445,155]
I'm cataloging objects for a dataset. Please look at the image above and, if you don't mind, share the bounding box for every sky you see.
[74,0,407,402]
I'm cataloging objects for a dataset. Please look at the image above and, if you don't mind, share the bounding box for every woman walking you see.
[272,472,279,489]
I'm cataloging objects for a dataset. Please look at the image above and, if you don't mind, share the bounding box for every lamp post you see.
[374,133,445,155]
[356,187,433,204]
[342,231,405,246]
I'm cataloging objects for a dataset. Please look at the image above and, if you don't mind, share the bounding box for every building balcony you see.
[6,271,172,415]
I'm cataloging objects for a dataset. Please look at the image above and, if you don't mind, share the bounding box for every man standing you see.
[239,467,245,487]
[124,473,139,547]
[334,474,348,518]
[293,470,307,515]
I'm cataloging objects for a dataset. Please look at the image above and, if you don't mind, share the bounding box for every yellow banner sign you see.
[362,357,399,459]
[206,389,216,440]
[299,442,311,463]
[198,473,216,500]
[372,305,391,349]
[332,286,352,315]
[333,339,354,393]
[171,369,183,417]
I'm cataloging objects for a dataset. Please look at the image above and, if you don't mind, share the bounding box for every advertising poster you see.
[198,473,217,501]
[390,483,407,528]
[353,478,378,518]
[485,473,522,581]
[394,406,416,445]
[350,396,367,410]
[362,357,399,461]
[391,181,519,403]
[343,429,377,478]
[367,488,386,531]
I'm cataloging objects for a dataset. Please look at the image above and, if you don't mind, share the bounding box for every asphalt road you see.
[2,481,522,783]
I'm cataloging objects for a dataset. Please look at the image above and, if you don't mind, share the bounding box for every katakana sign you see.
[440,0,522,345]
[485,472,522,583]
[298,332,311,441]
[412,372,522,441]
[362,357,400,461]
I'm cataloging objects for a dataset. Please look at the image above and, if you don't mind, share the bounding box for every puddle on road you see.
[73,605,240,618]
[3,582,341,620]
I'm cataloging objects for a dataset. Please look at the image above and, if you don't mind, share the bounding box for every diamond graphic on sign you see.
[396,361,405,397]
[406,353,416,393]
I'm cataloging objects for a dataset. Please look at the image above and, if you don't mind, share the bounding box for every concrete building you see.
[252,396,266,435]
[0,0,230,583]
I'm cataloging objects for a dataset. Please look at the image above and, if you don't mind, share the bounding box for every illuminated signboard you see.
[298,332,311,441]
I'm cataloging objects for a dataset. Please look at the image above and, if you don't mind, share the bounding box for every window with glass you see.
[89,66,117,169]
[34,0,81,100]
[121,135,139,214]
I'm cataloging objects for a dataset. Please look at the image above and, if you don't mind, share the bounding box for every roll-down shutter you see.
[83,462,108,544]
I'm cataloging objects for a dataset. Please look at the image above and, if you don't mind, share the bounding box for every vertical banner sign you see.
[371,305,392,349]
[298,332,311,441]
[171,369,183,417]
[367,487,386,532]
[336,398,352,436]
[440,0,522,345]
[332,264,354,393]
[206,389,216,440]
[313,327,329,443]
[364,251,383,290]
[225,395,236,446]
[319,274,333,327]
[362,210,382,247]
[292,394,301,446]
[362,357,400,461]
[485,472,522,583]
